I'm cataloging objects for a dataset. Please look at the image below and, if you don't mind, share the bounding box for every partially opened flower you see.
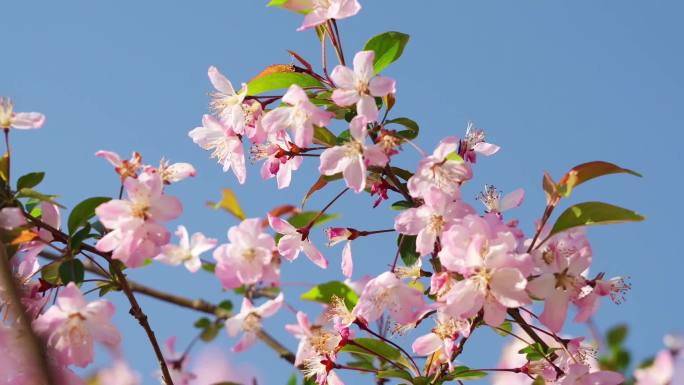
[189,114,246,184]
[208,66,248,134]
[0,97,45,130]
[32,282,120,368]
[319,116,388,192]
[461,120,500,162]
[412,313,470,371]
[331,51,396,122]
[285,311,343,367]
[156,159,196,184]
[156,225,216,272]
[226,293,284,352]
[261,84,334,147]
[352,271,425,324]
[407,137,472,199]
[268,214,328,269]
[95,150,142,181]
[250,130,303,189]
[286,0,362,31]
[478,185,525,214]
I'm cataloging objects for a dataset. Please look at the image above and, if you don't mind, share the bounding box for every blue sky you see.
[2,1,683,384]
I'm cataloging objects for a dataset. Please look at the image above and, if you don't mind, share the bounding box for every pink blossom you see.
[96,171,181,267]
[331,51,396,122]
[407,137,473,199]
[268,214,329,269]
[527,229,592,332]
[560,364,624,385]
[208,66,248,135]
[250,131,303,189]
[412,314,470,371]
[634,350,674,385]
[188,114,246,184]
[0,207,27,229]
[96,150,143,181]
[303,357,345,385]
[96,361,141,385]
[574,275,631,323]
[325,227,354,277]
[226,293,284,352]
[287,0,362,31]
[214,218,276,288]
[319,116,388,192]
[492,338,532,385]
[156,225,216,273]
[286,311,342,367]
[156,159,196,184]
[0,97,45,130]
[352,271,425,324]
[438,215,531,326]
[261,84,334,147]
[478,185,525,214]
[460,120,499,163]
[162,336,196,385]
[32,282,120,368]
[394,187,474,255]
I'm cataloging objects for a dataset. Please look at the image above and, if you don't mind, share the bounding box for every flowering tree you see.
[1,1,675,385]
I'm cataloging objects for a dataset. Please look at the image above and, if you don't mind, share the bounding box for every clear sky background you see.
[2,1,683,384]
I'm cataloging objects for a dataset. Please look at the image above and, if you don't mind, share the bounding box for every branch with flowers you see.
[0,1,672,385]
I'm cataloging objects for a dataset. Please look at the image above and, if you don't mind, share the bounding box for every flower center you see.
[242,247,258,262]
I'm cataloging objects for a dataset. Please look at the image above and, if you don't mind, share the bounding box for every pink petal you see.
[483,298,507,327]
[343,157,366,193]
[282,84,309,106]
[208,66,235,95]
[149,195,182,222]
[341,241,353,278]
[95,150,122,167]
[489,268,530,308]
[526,274,556,299]
[348,115,367,142]
[415,229,437,256]
[331,88,360,107]
[412,333,442,355]
[297,7,329,31]
[278,235,302,261]
[268,214,297,235]
[319,147,348,177]
[356,95,379,122]
[368,76,396,97]
[363,145,388,167]
[12,112,45,129]
[329,0,361,19]
[56,282,87,313]
[432,137,459,160]
[257,293,284,318]
[539,289,570,333]
[302,240,329,268]
[473,142,500,156]
[330,65,356,90]
[232,332,258,352]
[353,51,375,81]
[499,188,524,212]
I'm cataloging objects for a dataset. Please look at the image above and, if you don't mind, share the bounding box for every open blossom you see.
[262,84,334,147]
[96,170,182,267]
[214,218,276,288]
[412,314,470,370]
[394,187,474,255]
[268,214,329,269]
[352,271,425,324]
[32,283,120,368]
[438,214,531,326]
[208,66,248,135]
[96,150,143,181]
[331,51,396,122]
[250,131,303,189]
[460,120,500,163]
[407,136,473,199]
[559,364,624,385]
[284,0,362,31]
[0,97,45,130]
[319,116,388,192]
[634,350,674,385]
[226,293,284,352]
[286,311,343,367]
[527,229,592,333]
[574,275,631,323]
[189,114,246,184]
[156,159,196,184]
[156,225,216,273]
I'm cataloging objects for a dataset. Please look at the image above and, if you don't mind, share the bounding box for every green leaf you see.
[446,152,464,162]
[287,211,339,228]
[340,338,414,373]
[313,126,336,147]
[69,225,92,252]
[286,373,297,385]
[443,366,488,381]
[201,261,216,273]
[390,200,413,211]
[16,172,45,190]
[398,234,419,266]
[68,197,111,235]
[247,72,323,96]
[97,282,117,297]
[267,0,289,6]
[17,188,65,208]
[41,261,62,285]
[518,343,554,361]
[200,322,223,342]
[300,281,358,308]
[558,161,641,197]
[218,300,233,312]
[493,320,513,336]
[377,369,413,382]
[546,202,645,240]
[59,259,85,284]
[386,117,419,140]
[363,31,410,74]
[606,324,628,350]
[194,317,211,329]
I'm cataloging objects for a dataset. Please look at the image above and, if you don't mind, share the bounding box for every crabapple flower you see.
[560,364,624,385]
[226,293,284,352]
[287,0,362,31]
[162,336,196,385]
[208,66,248,134]
[438,215,531,326]
[214,218,276,288]
[460,120,500,162]
[0,97,45,130]
[325,227,354,277]
[527,229,592,332]
[331,51,396,122]
[412,314,470,370]
[268,214,329,269]
[95,361,141,385]
[156,159,196,184]
[189,114,246,184]
[156,225,216,273]
[319,116,388,192]
[407,136,473,199]
[32,282,120,368]
[303,357,345,385]
[634,350,674,385]
[394,187,474,255]
[286,311,343,367]
[96,150,142,181]
[250,131,303,189]
[95,170,182,267]
[574,275,631,323]
[352,271,426,324]
[261,84,333,147]
[478,185,525,214]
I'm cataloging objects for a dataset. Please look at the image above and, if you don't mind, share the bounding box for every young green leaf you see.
[67,196,111,235]
[247,72,323,96]
[300,280,358,308]
[363,31,410,74]
[340,338,414,373]
[377,369,413,382]
[16,172,45,190]
[385,117,419,140]
[546,202,645,240]
[398,234,419,266]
